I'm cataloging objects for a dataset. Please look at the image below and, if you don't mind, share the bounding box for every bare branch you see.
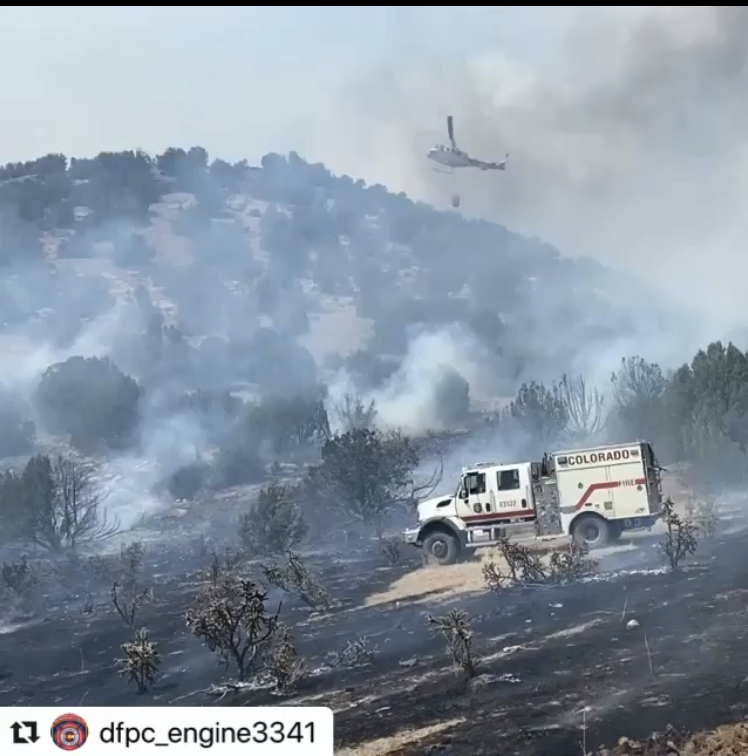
[23,455,120,552]
[330,391,377,432]
[559,374,605,443]
[408,454,444,506]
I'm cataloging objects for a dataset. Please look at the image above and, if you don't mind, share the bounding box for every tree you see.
[186,577,281,681]
[36,356,142,451]
[662,342,748,482]
[17,455,119,552]
[329,391,377,433]
[167,462,209,501]
[259,395,330,453]
[508,381,568,448]
[0,471,28,545]
[559,374,604,444]
[213,445,266,488]
[433,369,470,427]
[609,356,666,443]
[238,481,308,557]
[316,428,418,536]
[0,386,36,459]
[232,394,329,458]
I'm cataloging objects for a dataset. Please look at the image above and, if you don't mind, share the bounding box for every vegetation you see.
[0,454,118,551]
[116,627,160,694]
[482,539,598,590]
[427,609,480,681]
[261,552,331,610]
[186,576,282,682]
[238,481,308,557]
[0,144,742,513]
[0,139,744,755]
[658,499,699,571]
[111,542,152,627]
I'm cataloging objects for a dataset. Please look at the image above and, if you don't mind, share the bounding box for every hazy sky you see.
[1,6,587,164]
[4,6,748,341]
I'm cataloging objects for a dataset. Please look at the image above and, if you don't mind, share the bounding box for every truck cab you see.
[403,441,662,566]
[404,459,548,565]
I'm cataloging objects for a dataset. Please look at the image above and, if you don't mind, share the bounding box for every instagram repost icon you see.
[51,713,89,751]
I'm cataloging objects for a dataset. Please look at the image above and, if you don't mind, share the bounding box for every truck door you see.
[457,471,494,520]
[494,466,532,515]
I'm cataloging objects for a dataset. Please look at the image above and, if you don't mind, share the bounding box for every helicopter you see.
[428,115,508,208]
[427,115,508,173]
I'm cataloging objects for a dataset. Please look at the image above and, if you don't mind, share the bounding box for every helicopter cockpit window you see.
[465,472,486,496]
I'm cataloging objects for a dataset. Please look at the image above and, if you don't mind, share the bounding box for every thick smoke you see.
[328,326,484,434]
[310,6,748,356]
[4,7,746,539]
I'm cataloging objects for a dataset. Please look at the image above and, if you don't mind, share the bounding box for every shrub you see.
[117,627,160,694]
[186,576,281,681]
[238,481,308,557]
[658,498,698,571]
[427,610,480,680]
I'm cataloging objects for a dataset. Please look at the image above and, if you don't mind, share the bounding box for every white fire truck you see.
[403,440,663,565]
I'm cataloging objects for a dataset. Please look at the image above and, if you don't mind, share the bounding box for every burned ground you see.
[1,515,748,755]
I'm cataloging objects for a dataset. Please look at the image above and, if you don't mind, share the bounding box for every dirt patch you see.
[336,719,464,756]
[364,560,488,606]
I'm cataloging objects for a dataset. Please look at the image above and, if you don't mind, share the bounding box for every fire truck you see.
[403,440,663,565]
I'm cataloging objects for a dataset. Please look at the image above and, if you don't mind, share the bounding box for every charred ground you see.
[1,505,747,755]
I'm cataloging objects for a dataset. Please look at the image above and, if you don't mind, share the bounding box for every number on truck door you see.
[495,468,522,510]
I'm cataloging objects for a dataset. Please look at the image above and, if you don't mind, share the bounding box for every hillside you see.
[4,147,748,756]
[0,147,651,410]
[0,147,746,494]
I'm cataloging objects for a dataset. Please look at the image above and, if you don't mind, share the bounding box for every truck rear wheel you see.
[422,530,460,566]
[571,514,609,550]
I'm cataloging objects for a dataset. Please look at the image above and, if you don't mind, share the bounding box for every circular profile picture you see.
[51,713,89,751]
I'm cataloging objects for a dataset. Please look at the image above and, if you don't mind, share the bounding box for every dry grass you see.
[364,553,493,607]
[603,721,748,755]
[364,540,573,607]
[336,719,464,756]
[686,722,748,754]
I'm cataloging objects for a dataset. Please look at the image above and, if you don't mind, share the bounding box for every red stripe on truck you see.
[463,510,535,524]
[575,477,646,511]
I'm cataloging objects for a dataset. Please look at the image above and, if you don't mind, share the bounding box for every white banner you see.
[0,707,334,754]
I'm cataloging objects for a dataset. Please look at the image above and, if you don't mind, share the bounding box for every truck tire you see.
[422,530,460,566]
[571,514,609,550]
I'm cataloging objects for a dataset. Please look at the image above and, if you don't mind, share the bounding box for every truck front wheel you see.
[422,530,460,566]
[571,514,609,550]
